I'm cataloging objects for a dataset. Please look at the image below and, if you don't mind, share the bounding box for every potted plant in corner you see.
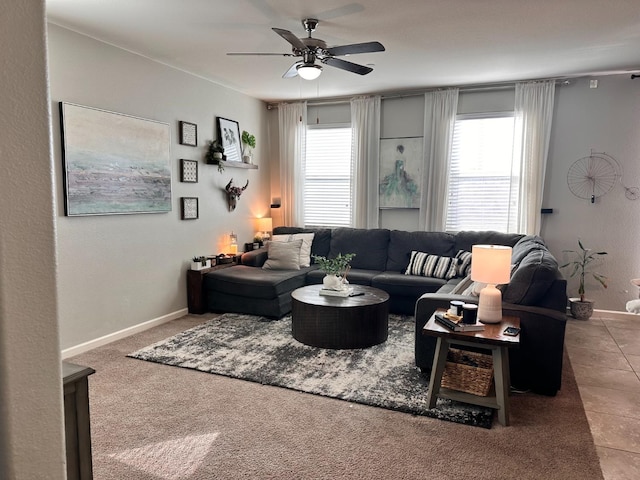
[312,253,356,291]
[560,239,607,320]
[241,130,256,164]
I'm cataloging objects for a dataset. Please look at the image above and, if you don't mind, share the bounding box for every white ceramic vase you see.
[323,274,345,291]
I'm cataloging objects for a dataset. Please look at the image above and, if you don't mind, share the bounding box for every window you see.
[304,125,353,227]
[445,114,520,233]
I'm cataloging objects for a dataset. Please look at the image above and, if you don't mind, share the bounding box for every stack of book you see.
[434,312,485,332]
[319,287,354,297]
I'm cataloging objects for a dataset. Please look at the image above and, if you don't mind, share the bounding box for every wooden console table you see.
[63,361,95,480]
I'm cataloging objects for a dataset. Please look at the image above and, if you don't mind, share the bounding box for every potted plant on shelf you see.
[560,239,607,320]
[191,256,210,271]
[312,253,356,291]
[241,130,256,164]
[205,141,225,172]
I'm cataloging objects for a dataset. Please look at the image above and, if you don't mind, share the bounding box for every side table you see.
[422,309,520,426]
[186,257,240,314]
[63,362,95,480]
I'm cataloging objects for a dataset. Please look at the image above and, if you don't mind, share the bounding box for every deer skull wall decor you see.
[224,178,249,211]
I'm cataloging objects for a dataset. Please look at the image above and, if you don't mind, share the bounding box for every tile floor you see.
[565,313,640,480]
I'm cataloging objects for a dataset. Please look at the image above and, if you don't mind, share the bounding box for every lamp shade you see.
[471,245,512,284]
[297,64,322,80]
[257,217,272,233]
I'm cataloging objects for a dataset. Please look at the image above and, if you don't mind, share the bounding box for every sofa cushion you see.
[263,239,303,270]
[272,227,331,260]
[502,248,559,305]
[203,265,309,299]
[454,250,472,277]
[329,228,390,271]
[386,230,456,272]
[271,233,315,267]
[372,271,446,297]
[405,252,457,279]
[454,231,523,253]
[306,268,380,286]
[511,235,547,265]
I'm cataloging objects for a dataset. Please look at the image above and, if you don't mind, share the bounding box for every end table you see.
[422,309,520,426]
[186,257,240,314]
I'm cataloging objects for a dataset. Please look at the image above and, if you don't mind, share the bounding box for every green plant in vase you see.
[560,239,607,319]
[241,130,256,163]
[205,141,225,172]
[312,253,355,290]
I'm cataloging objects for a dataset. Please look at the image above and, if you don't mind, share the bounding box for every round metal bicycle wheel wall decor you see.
[567,154,619,203]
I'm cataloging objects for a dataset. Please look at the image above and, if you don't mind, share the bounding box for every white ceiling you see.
[46,0,640,102]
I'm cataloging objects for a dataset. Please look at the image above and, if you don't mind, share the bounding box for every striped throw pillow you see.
[405,251,457,279]
[455,250,472,277]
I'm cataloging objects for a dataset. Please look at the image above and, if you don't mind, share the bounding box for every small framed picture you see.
[180,159,198,183]
[181,197,199,220]
[216,117,242,163]
[179,121,197,146]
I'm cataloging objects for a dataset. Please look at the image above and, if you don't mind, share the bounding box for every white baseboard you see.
[593,308,639,321]
[61,308,188,359]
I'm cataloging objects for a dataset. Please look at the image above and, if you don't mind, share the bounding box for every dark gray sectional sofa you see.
[202,226,567,395]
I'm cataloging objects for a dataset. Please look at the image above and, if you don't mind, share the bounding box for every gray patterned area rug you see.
[128,313,494,428]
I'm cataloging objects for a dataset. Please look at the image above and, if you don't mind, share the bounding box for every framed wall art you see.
[379,137,424,209]
[216,117,242,163]
[180,159,198,183]
[179,121,197,146]
[59,102,172,216]
[181,197,199,220]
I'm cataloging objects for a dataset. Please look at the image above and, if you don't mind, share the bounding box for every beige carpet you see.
[68,313,604,480]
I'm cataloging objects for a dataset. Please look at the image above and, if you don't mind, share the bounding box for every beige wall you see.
[47,25,271,350]
[0,1,65,478]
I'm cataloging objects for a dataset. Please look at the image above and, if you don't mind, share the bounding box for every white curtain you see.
[351,95,381,228]
[278,102,307,227]
[514,81,555,235]
[420,89,459,231]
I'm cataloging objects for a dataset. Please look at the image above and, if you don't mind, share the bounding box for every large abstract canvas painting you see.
[60,102,171,216]
[379,137,423,208]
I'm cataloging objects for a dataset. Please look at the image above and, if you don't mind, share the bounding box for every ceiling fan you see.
[227,18,385,80]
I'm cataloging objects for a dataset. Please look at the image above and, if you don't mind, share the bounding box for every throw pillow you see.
[405,251,457,279]
[455,250,472,277]
[449,274,473,295]
[262,239,303,270]
[271,233,315,267]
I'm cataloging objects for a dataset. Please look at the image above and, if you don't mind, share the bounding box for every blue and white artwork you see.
[379,137,423,208]
[60,102,171,216]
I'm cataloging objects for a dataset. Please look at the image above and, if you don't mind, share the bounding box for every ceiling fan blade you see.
[227,52,296,56]
[283,62,302,78]
[272,27,307,51]
[323,57,373,75]
[325,41,385,56]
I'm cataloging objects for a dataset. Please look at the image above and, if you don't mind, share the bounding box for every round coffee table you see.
[291,284,390,349]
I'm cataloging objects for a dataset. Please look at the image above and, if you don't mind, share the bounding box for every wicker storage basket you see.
[441,348,494,396]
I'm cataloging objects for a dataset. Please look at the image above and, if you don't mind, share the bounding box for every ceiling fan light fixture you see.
[297,64,322,80]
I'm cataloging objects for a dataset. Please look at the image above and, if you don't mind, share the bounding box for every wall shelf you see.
[208,159,258,170]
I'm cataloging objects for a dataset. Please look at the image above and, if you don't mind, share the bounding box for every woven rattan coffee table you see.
[291,284,389,349]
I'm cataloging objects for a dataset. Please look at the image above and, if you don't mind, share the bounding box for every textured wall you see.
[0,1,65,478]
[47,25,270,349]
[542,76,640,311]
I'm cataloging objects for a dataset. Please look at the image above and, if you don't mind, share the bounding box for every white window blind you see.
[445,114,519,233]
[304,126,353,227]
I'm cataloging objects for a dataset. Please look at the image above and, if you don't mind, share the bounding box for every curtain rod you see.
[266,78,572,109]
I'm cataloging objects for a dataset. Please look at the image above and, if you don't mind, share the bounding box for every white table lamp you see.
[471,245,512,323]
[257,217,272,241]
